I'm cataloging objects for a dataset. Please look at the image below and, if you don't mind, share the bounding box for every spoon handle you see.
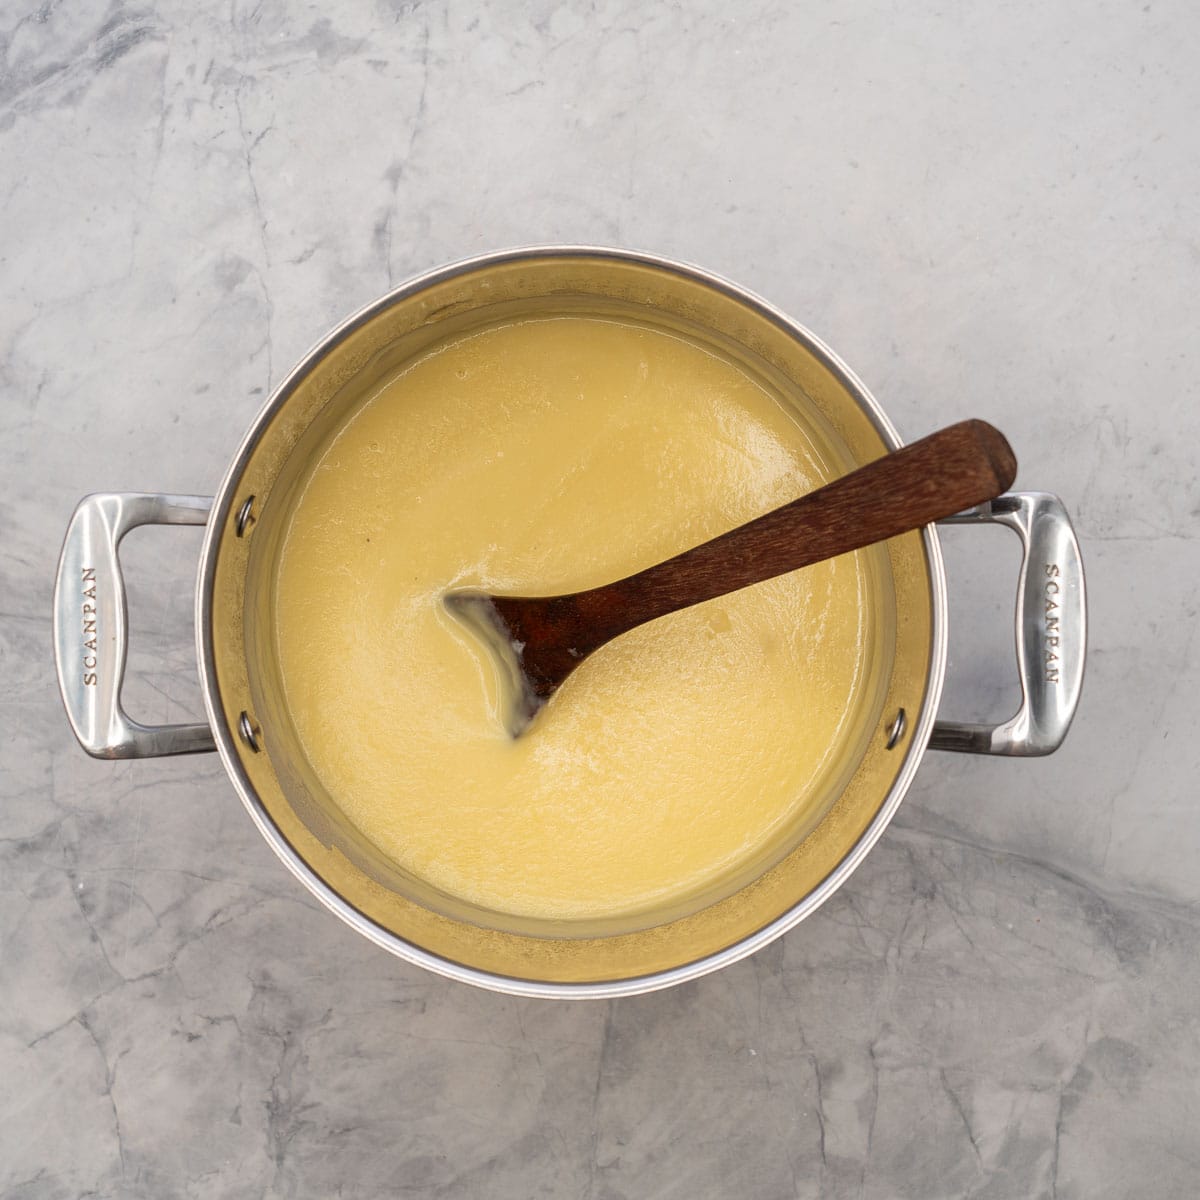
[552,419,1016,652]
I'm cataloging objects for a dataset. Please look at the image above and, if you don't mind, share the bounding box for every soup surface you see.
[273,315,877,922]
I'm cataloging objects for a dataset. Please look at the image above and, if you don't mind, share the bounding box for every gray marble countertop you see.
[3,2,1198,1197]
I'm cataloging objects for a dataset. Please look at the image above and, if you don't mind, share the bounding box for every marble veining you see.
[2,1,1199,1196]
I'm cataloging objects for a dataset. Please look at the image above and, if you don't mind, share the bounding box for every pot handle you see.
[53,493,217,759]
[930,492,1086,756]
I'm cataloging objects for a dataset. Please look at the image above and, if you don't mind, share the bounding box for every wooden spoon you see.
[446,419,1016,735]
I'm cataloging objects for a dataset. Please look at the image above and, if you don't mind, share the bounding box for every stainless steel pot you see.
[52,248,1086,997]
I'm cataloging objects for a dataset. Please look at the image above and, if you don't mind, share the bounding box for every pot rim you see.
[195,245,949,998]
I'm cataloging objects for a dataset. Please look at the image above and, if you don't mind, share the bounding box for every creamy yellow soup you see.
[274,316,876,923]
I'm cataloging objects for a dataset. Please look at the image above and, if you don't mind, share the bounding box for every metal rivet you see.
[885,708,907,750]
[235,495,256,538]
[238,711,261,753]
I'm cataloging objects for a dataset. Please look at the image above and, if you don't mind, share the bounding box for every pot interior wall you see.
[207,254,935,984]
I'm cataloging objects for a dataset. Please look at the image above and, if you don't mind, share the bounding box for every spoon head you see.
[443,590,546,737]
